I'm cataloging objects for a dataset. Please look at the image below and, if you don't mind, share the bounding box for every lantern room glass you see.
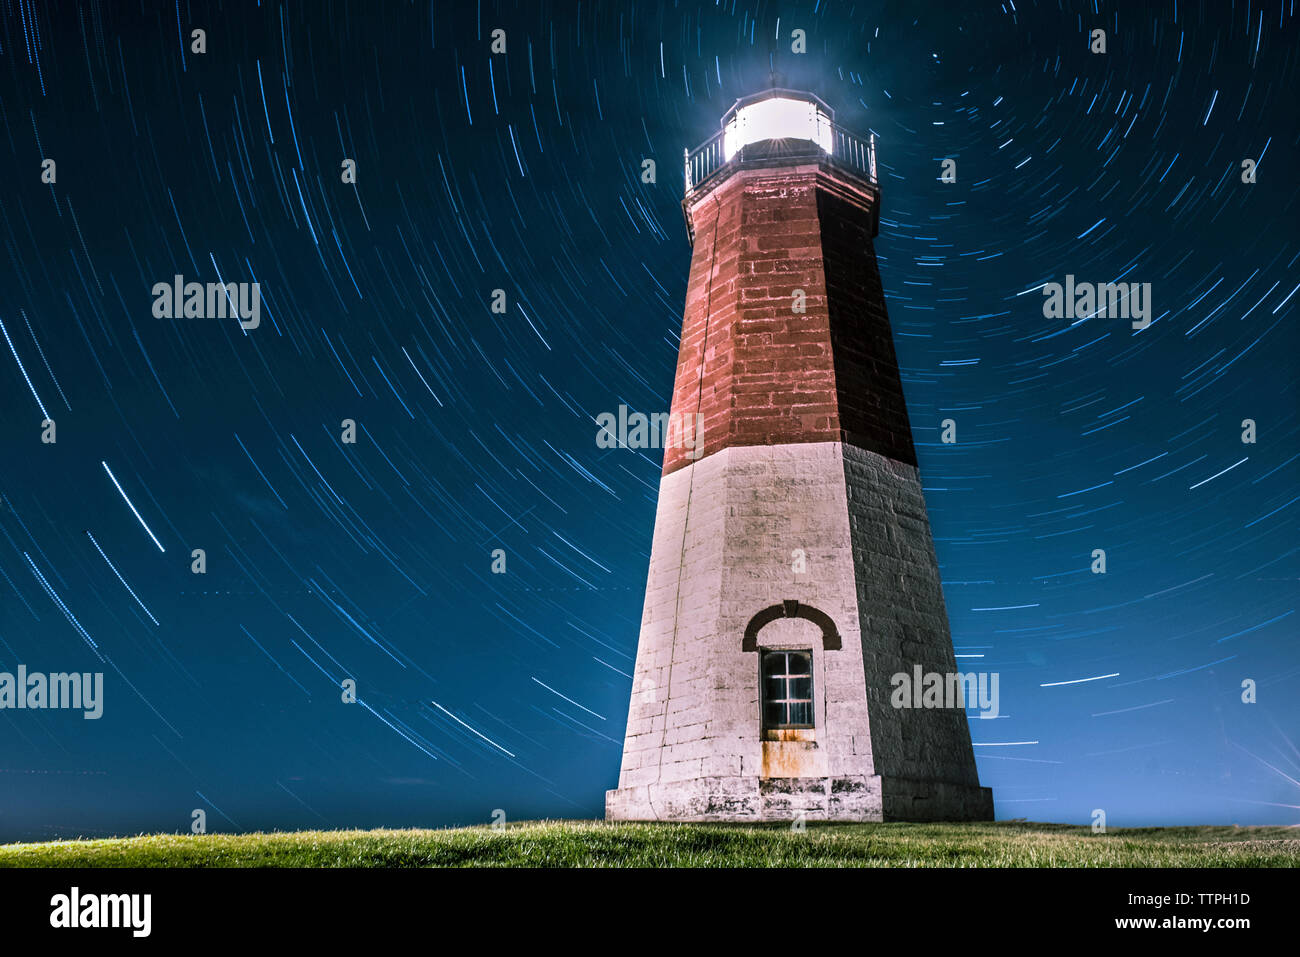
[722,95,834,161]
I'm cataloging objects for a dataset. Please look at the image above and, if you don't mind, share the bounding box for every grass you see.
[1,820,1296,867]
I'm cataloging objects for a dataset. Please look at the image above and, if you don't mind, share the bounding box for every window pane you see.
[788,674,812,701]
[763,700,785,729]
[761,652,786,680]
[787,652,811,677]
[760,649,815,730]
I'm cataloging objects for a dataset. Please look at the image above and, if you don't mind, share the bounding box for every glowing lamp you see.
[721,90,834,160]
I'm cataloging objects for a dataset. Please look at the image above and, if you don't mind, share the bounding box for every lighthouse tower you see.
[606,90,993,822]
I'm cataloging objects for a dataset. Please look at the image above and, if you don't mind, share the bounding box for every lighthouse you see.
[606,90,993,822]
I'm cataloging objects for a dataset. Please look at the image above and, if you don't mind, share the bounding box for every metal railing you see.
[683,121,877,198]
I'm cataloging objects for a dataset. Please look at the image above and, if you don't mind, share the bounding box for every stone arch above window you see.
[742,600,841,652]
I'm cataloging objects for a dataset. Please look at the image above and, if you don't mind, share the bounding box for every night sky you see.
[0,0,1296,842]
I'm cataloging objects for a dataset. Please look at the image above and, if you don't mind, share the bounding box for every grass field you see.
[1,820,1296,867]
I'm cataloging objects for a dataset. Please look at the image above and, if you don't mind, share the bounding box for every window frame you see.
[759,648,815,733]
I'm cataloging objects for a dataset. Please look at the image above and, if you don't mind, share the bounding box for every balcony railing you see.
[683,121,878,199]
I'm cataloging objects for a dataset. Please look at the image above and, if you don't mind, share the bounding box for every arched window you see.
[761,649,814,730]
[742,599,841,652]
[744,601,838,734]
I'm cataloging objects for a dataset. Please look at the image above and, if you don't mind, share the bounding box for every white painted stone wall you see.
[607,441,991,822]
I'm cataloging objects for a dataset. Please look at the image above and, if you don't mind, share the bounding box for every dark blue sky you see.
[0,1,1296,842]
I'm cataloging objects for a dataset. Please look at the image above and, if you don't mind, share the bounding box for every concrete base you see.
[608,441,992,824]
[880,777,994,822]
[606,775,992,823]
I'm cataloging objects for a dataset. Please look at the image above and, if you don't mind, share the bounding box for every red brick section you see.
[662,160,917,476]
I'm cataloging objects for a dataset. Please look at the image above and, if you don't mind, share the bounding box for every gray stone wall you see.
[843,442,986,790]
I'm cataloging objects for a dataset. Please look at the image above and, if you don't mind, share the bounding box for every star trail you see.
[0,1,1296,840]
